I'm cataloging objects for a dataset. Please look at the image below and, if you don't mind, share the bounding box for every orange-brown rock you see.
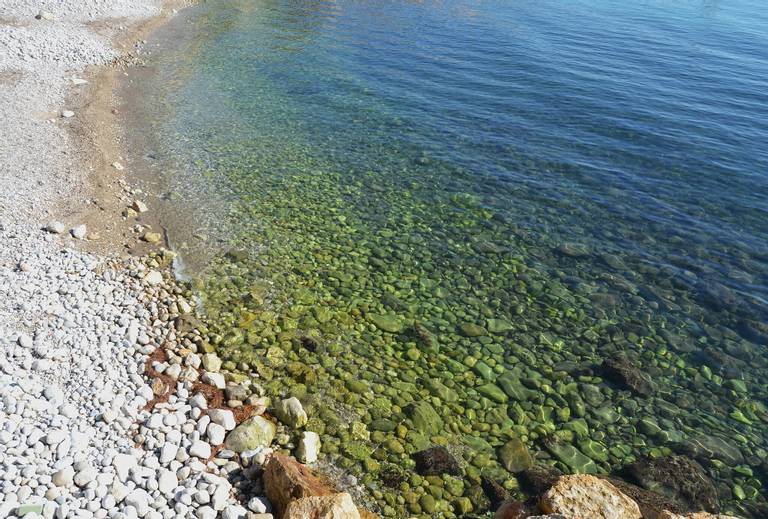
[264,453,378,519]
[540,474,642,519]
[283,493,360,519]
[264,454,335,515]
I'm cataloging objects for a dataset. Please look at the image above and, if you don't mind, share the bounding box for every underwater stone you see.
[368,313,403,333]
[413,446,461,476]
[425,379,458,402]
[460,322,487,337]
[487,318,514,334]
[677,435,744,466]
[624,455,719,513]
[543,438,598,474]
[600,354,654,396]
[407,401,444,435]
[498,438,533,473]
[477,383,506,403]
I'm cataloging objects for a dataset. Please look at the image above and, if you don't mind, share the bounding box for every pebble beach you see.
[0,1,281,518]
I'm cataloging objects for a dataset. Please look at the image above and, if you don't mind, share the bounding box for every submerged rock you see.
[659,512,741,519]
[540,475,641,519]
[412,446,461,476]
[498,438,533,473]
[623,455,719,513]
[407,401,443,434]
[460,322,487,337]
[368,313,403,333]
[677,435,744,466]
[601,353,654,396]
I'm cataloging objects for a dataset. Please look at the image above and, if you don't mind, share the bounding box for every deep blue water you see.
[128,0,768,516]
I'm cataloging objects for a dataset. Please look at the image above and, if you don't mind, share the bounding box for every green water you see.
[125,0,768,516]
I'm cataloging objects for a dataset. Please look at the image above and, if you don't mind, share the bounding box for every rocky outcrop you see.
[540,474,642,519]
[623,456,719,513]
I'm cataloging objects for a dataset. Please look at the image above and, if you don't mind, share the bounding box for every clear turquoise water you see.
[129,0,768,516]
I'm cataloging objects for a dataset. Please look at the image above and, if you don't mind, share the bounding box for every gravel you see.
[0,1,275,518]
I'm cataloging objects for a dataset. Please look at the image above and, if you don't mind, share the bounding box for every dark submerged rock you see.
[605,476,684,519]
[622,455,720,513]
[600,353,654,396]
[481,476,511,509]
[412,446,461,476]
[518,466,562,496]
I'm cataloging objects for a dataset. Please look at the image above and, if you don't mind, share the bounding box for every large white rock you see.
[202,372,225,389]
[113,453,137,482]
[70,224,87,240]
[73,466,98,487]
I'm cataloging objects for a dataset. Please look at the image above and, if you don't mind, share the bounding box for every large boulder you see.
[282,493,360,519]
[540,474,642,519]
[224,415,276,452]
[623,455,719,513]
[264,454,377,519]
[264,453,334,516]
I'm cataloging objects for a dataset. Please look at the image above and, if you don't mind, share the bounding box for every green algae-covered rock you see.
[274,396,308,428]
[408,401,444,434]
[225,416,276,452]
[426,379,458,402]
[544,440,598,474]
[487,318,513,334]
[460,322,487,337]
[477,383,506,403]
[369,313,404,333]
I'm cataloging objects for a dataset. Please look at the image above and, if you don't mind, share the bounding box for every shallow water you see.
[127,0,768,516]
